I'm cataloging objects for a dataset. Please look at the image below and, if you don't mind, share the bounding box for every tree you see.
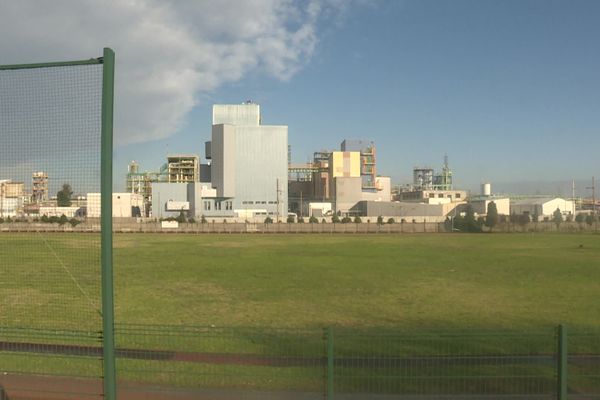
[309,216,318,224]
[485,201,499,232]
[354,216,362,223]
[58,214,69,225]
[341,216,352,224]
[464,204,481,232]
[585,214,595,227]
[332,214,340,223]
[57,184,73,207]
[387,218,395,224]
[552,208,563,230]
[264,216,273,224]
[286,215,295,223]
[518,213,531,231]
[575,213,585,224]
[377,216,384,225]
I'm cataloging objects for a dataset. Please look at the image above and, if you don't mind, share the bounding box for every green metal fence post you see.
[101,47,117,400]
[558,324,567,400]
[327,327,334,400]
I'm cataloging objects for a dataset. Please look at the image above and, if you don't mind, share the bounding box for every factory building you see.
[510,198,575,219]
[87,193,146,218]
[207,102,288,220]
[469,183,510,215]
[340,140,377,190]
[0,180,23,217]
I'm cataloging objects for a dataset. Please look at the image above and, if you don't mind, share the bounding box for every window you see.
[438,194,444,198]
[455,193,461,198]
[215,202,221,210]
[204,201,211,211]
[428,193,434,198]
[225,201,232,210]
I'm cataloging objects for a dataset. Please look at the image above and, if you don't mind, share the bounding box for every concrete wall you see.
[151,183,189,219]
[87,193,145,218]
[329,152,361,178]
[350,201,463,220]
[333,177,363,213]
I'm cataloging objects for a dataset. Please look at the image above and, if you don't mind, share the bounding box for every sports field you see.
[1,232,600,397]
[2,232,598,331]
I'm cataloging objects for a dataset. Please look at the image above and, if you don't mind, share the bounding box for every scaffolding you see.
[125,161,167,204]
[361,144,377,190]
[433,155,453,190]
[167,155,199,183]
[32,171,48,203]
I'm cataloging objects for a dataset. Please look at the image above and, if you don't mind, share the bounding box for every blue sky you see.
[114,0,600,192]
[2,0,598,194]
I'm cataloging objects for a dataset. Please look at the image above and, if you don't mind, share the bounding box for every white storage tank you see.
[481,183,492,197]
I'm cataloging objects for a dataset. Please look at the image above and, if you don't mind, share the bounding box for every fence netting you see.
[0,60,104,398]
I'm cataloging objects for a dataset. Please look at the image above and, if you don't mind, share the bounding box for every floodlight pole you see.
[101,47,117,400]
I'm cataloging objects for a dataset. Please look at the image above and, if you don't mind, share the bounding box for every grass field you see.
[1,232,600,395]
[1,232,599,331]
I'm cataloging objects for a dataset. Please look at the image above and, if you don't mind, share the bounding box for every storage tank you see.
[481,183,491,197]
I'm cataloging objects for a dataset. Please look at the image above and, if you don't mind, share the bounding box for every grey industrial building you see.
[206,103,288,220]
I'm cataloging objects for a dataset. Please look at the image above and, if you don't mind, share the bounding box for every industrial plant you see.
[0,101,596,225]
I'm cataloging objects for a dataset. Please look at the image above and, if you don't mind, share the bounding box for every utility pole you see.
[586,177,596,231]
[276,178,280,223]
[300,191,303,219]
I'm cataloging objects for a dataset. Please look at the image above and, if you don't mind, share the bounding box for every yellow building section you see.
[329,151,361,178]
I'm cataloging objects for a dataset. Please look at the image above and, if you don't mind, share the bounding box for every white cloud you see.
[0,0,365,145]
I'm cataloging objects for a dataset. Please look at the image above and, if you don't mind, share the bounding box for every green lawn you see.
[1,232,599,331]
[112,233,600,332]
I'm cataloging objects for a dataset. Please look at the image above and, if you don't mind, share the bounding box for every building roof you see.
[510,197,564,205]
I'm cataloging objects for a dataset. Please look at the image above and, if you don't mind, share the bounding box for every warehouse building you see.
[510,197,575,219]
[349,200,462,222]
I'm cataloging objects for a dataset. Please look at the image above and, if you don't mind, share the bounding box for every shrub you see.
[58,215,69,225]
[387,218,395,224]
[264,216,273,224]
[176,211,187,223]
[308,216,319,224]
[321,218,326,223]
[377,216,384,225]
[297,217,305,223]
[69,218,81,227]
[286,215,295,223]
[332,214,340,223]
[354,216,362,223]
[341,216,352,224]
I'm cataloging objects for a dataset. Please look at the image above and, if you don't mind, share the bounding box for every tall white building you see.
[208,103,288,219]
